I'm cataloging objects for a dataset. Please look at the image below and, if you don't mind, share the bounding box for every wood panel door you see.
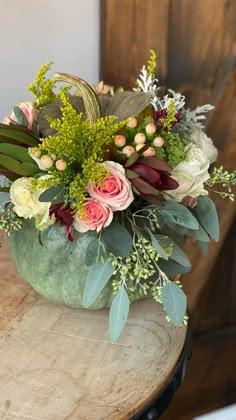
[100,0,236,328]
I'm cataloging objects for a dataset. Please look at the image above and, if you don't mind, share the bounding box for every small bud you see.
[136,144,145,152]
[114,134,126,147]
[153,136,164,147]
[30,148,41,158]
[55,159,67,171]
[143,147,156,157]
[134,133,146,144]
[145,123,156,135]
[122,145,136,157]
[127,116,137,128]
[40,155,54,169]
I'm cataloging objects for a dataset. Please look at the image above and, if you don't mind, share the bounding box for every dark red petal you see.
[156,173,179,191]
[138,156,172,172]
[130,163,160,185]
[132,177,161,196]
[142,193,163,205]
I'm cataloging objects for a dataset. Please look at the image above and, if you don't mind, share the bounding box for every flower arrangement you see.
[0,51,235,342]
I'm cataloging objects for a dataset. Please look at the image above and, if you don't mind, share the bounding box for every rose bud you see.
[134,133,146,144]
[153,136,164,147]
[136,144,146,152]
[143,147,156,157]
[40,155,54,169]
[145,123,156,135]
[122,145,136,157]
[114,134,126,147]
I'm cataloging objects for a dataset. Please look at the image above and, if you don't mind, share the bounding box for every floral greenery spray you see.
[0,51,235,342]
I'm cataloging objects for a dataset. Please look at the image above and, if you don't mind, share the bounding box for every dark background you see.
[100,1,236,418]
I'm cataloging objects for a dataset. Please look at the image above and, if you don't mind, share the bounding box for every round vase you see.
[8,220,114,309]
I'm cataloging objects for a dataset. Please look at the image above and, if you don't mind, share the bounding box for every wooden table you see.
[0,233,188,419]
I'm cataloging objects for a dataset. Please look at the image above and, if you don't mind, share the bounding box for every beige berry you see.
[122,145,136,157]
[143,147,156,157]
[134,133,146,144]
[114,134,126,147]
[153,136,164,147]
[136,144,145,152]
[127,116,137,128]
[55,159,67,171]
[146,123,156,135]
[40,155,54,169]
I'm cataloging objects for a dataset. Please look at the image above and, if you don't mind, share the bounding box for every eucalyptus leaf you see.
[13,106,28,127]
[0,192,10,205]
[155,234,191,267]
[109,287,129,342]
[102,222,132,257]
[167,222,210,242]
[159,201,199,230]
[158,259,191,275]
[85,237,107,266]
[144,227,168,260]
[192,196,219,241]
[162,281,187,326]
[39,184,65,202]
[83,260,115,306]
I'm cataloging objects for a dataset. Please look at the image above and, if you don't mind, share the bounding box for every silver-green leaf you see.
[109,287,129,342]
[162,281,187,326]
[83,260,115,306]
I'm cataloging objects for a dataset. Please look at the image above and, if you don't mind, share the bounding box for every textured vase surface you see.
[8,220,114,309]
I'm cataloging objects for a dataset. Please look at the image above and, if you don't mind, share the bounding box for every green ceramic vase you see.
[8,220,114,309]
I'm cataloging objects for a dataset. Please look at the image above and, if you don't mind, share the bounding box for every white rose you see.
[10,177,54,230]
[164,144,210,202]
[190,128,218,163]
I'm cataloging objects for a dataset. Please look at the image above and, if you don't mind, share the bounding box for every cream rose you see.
[190,127,218,164]
[10,177,54,230]
[73,198,113,233]
[2,101,39,131]
[164,144,210,202]
[87,161,134,211]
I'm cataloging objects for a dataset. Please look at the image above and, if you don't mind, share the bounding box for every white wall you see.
[0,0,100,120]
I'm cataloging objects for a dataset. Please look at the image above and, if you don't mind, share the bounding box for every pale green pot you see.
[8,220,114,309]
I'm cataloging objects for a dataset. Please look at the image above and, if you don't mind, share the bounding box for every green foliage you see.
[158,201,199,230]
[192,195,219,241]
[207,166,236,201]
[38,184,65,203]
[85,236,107,266]
[0,204,23,235]
[147,50,157,78]
[160,100,177,131]
[35,92,127,210]
[109,287,129,342]
[160,131,188,167]
[161,281,187,326]
[13,106,28,127]
[102,222,133,258]
[28,62,57,108]
[83,260,115,306]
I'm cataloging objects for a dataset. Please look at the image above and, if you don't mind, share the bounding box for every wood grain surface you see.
[0,232,186,420]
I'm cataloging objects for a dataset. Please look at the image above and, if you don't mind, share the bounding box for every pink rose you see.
[73,199,113,233]
[2,101,39,131]
[87,161,134,211]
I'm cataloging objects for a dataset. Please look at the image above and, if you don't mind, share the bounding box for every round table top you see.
[0,232,187,419]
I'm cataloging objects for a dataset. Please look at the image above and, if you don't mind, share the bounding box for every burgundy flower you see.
[49,203,74,242]
[153,108,182,127]
[125,155,179,205]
